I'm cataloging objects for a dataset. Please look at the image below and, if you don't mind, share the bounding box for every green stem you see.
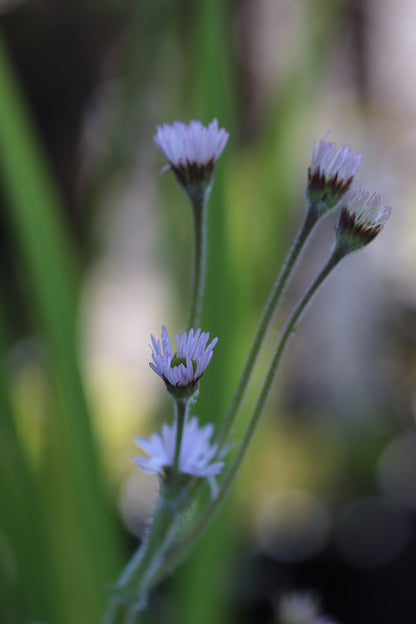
[218,209,318,446]
[103,497,177,623]
[123,603,142,624]
[146,249,343,588]
[102,400,189,623]
[171,399,188,496]
[188,193,208,328]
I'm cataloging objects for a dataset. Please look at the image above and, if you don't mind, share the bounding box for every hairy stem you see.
[218,209,318,446]
[188,194,208,328]
[102,401,189,623]
[146,249,342,588]
[171,399,188,496]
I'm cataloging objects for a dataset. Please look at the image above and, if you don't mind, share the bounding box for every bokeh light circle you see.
[336,496,410,568]
[256,489,331,562]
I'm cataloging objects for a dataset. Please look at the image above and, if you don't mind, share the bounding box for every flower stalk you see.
[170,399,188,496]
[102,496,178,623]
[189,193,208,328]
[103,126,392,624]
[154,119,228,329]
[141,183,392,594]
[144,249,344,591]
[217,207,318,446]
[104,403,191,623]
[218,134,361,447]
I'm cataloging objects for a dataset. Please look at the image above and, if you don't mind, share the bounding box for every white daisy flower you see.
[307,133,361,215]
[149,326,218,398]
[134,416,224,497]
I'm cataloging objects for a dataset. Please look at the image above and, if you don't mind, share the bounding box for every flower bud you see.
[154,119,229,202]
[307,133,361,218]
[334,188,391,257]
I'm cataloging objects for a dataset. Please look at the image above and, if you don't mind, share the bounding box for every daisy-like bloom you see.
[149,326,218,399]
[278,593,321,624]
[334,188,392,256]
[307,133,362,217]
[277,592,338,624]
[134,416,225,497]
[154,119,229,199]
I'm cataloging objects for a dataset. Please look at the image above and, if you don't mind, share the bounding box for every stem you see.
[218,209,318,446]
[103,496,183,624]
[170,399,188,496]
[123,604,143,624]
[146,249,343,588]
[102,400,189,624]
[188,193,208,328]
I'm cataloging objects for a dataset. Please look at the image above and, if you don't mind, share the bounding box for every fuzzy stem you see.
[146,249,343,588]
[218,209,318,446]
[188,193,208,329]
[170,399,188,496]
[102,400,189,624]
[103,497,183,623]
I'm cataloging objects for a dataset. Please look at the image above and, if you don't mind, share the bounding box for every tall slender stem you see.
[170,399,188,496]
[146,249,343,588]
[188,194,208,329]
[102,400,189,624]
[218,209,318,446]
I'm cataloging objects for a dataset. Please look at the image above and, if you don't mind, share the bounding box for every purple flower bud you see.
[307,133,361,217]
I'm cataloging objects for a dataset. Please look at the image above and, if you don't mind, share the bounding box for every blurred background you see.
[0,0,415,623]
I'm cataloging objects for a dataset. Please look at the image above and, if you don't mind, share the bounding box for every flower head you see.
[276,592,338,624]
[149,326,218,399]
[154,119,229,200]
[307,133,361,217]
[334,188,391,256]
[278,593,321,624]
[134,416,224,497]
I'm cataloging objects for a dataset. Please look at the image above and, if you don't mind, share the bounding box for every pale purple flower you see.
[310,134,361,183]
[307,133,361,215]
[276,592,339,624]
[335,188,391,254]
[134,416,224,497]
[154,119,228,168]
[154,119,229,195]
[149,326,218,392]
[278,592,320,624]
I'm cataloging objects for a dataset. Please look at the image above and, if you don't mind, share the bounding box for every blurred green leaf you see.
[0,32,121,623]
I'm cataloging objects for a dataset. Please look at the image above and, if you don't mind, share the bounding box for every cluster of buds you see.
[307,133,391,253]
[135,119,392,503]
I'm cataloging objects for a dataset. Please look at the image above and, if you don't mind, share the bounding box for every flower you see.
[278,592,320,624]
[334,188,391,256]
[154,119,229,199]
[134,416,225,497]
[307,133,361,217]
[149,326,218,398]
[276,592,339,624]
